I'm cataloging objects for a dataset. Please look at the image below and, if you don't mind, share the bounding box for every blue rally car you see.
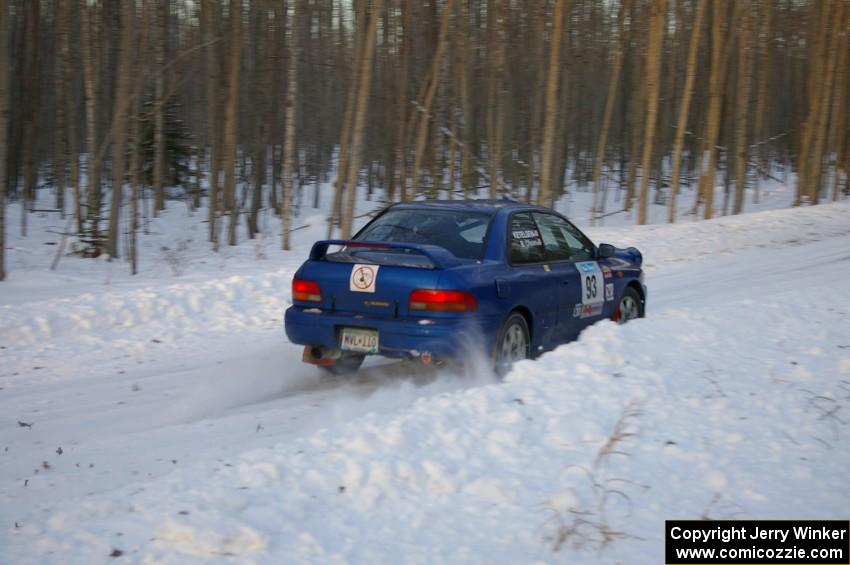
[285,200,646,375]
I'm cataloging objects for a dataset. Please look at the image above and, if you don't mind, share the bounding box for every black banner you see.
[665,520,849,564]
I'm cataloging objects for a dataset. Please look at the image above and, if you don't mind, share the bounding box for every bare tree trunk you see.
[410,0,455,199]
[107,0,135,259]
[446,130,458,197]
[625,50,645,213]
[81,0,102,246]
[269,0,285,215]
[0,0,8,280]
[203,0,220,248]
[591,0,630,224]
[637,0,666,225]
[537,0,568,206]
[668,0,706,223]
[192,61,203,212]
[456,0,475,198]
[832,7,849,202]
[806,1,844,204]
[152,0,167,214]
[328,94,356,235]
[53,10,66,215]
[698,1,732,220]
[380,8,396,202]
[733,2,752,215]
[393,0,411,202]
[129,0,150,274]
[21,0,40,236]
[795,2,830,206]
[430,71,446,199]
[60,0,83,235]
[525,0,545,203]
[248,0,269,239]
[486,0,505,199]
[751,0,772,204]
[281,0,300,250]
[339,0,383,239]
[222,0,242,246]
[328,0,366,237]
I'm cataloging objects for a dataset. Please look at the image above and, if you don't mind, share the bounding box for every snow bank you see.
[0,268,297,395]
[586,200,850,269]
[3,196,850,563]
[5,283,848,563]
[1,270,293,348]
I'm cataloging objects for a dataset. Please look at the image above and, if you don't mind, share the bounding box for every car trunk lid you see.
[298,241,459,318]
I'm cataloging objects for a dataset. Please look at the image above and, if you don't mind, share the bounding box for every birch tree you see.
[667,0,706,223]
[537,0,568,206]
[60,0,83,235]
[20,0,40,236]
[733,1,752,215]
[410,0,455,200]
[591,0,630,224]
[751,0,772,204]
[697,1,734,220]
[152,0,167,214]
[328,0,366,236]
[831,4,850,202]
[0,0,8,280]
[637,0,666,225]
[129,0,151,275]
[281,0,300,250]
[203,0,221,247]
[81,1,102,249]
[106,0,135,258]
[222,0,242,246]
[339,0,383,240]
[805,1,845,204]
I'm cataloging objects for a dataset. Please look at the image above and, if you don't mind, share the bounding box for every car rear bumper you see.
[285,306,497,359]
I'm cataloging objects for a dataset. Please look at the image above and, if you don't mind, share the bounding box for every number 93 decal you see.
[576,261,605,306]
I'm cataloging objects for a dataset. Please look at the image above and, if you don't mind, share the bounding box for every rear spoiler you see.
[309,240,463,269]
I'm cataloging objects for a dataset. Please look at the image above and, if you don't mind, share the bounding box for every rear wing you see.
[309,240,464,269]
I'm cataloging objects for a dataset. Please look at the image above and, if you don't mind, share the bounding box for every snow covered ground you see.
[2,187,849,563]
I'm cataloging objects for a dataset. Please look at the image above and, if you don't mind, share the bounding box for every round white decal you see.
[350,264,379,293]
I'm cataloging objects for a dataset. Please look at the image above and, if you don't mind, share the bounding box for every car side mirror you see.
[597,243,615,259]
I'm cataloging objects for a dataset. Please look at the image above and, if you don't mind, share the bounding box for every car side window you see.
[531,212,595,262]
[509,213,545,264]
[531,213,573,261]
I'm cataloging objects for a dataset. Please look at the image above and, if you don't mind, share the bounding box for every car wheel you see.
[495,313,530,377]
[613,286,643,324]
[321,354,365,376]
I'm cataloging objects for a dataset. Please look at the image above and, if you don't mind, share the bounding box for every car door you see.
[530,212,607,340]
[504,212,563,350]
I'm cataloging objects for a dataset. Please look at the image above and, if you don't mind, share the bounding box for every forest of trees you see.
[0,0,848,279]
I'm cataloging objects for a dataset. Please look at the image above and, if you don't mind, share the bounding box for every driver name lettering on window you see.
[512,230,540,240]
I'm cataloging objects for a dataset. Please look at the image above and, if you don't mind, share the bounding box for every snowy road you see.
[0,231,850,522]
[2,201,849,563]
[651,232,850,310]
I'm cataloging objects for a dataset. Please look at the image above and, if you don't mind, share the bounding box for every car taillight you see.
[292,279,322,303]
[409,289,478,313]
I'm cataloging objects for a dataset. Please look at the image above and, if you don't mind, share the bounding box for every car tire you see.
[495,312,531,377]
[613,286,644,324]
[321,354,366,376]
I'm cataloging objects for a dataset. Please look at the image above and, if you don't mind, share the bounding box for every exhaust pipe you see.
[302,345,342,366]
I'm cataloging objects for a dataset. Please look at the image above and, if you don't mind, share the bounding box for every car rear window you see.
[355,208,493,260]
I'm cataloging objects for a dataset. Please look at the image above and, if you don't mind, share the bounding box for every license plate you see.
[340,327,379,354]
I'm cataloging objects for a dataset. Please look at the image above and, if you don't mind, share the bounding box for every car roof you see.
[390,199,553,214]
